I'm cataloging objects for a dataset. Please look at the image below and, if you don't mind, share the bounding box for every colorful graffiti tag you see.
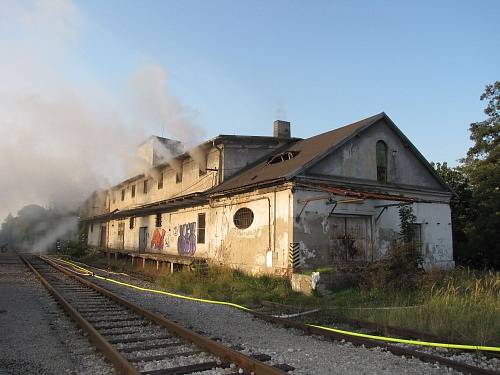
[177,222,196,256]
[151,228,166,250]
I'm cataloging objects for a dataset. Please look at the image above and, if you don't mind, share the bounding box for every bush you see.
[361,241,424,290]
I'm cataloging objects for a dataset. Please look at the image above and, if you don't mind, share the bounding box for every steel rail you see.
[246,309,497,375]
[19,254,139,375]
[37,255,285,375]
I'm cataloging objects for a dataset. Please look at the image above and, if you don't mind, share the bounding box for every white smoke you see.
[31,215,79,253]
[0,0,204,222]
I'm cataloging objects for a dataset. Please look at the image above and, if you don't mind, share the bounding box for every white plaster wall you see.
[292,189,454,270]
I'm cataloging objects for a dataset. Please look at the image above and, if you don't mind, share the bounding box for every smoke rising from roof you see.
[0,0,204,222]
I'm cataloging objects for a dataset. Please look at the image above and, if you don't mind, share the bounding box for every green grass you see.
[81,254,499,346]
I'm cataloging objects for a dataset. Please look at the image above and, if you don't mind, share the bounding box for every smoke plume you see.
[0,0,204,223]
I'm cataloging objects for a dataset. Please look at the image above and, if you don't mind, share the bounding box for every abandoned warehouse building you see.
[80,112,455,281]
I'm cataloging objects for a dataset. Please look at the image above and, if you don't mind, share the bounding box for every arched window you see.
[376,141,388,183]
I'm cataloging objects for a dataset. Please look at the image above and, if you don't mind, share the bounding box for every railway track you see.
[19,254,287,375]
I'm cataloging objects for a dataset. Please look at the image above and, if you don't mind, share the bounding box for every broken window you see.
[158,172,163,189]
[267,151,299,165]
[129,217,135,230]
[197,213,206,243]
[131,184,136,198]
[155,213,162,228]
[376,140,388,183]
[121,189,125,201]
[143,179,148,194]
[233,207,254,229]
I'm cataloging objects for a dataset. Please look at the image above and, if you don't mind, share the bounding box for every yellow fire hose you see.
[48,256,500,353]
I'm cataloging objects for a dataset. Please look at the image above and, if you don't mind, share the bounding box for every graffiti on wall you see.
[151,228,166,250]
[177,222,196,256]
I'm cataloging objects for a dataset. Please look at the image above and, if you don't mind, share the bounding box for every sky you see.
[0,0,498,221]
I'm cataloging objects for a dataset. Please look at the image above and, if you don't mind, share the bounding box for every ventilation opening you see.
[233,208,254,229]
[267,151,299,165]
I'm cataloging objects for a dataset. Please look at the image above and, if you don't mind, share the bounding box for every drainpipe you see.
[212,140,223,185]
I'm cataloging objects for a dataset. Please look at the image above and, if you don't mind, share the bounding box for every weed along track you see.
[19,254,287,375]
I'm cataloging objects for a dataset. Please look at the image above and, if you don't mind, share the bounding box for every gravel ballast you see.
[0,252,113,375]
[82,264,471,375]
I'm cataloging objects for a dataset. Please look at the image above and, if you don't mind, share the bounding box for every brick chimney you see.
[273,120,291,138]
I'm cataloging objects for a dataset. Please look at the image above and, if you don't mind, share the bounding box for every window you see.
[376,140,388,183]
[199,167,207,176]
[143,179,148,194]
[267,151,299,165]
[155,213,162,228]
[129,217,135,230]
[409,223,423,252]
[112,193,116,204]
[233,207,254,229]
[131,184,136,198]
[90,223,94,233]
[197,213,206,243]
[176,170,182,183]
[158,172,163,189]
[121,189,125,201]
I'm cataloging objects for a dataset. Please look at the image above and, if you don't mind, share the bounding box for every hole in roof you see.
[267,151,299,165]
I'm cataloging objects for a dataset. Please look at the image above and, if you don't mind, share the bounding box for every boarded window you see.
[197,213,206,243]
[158,172,163,189]
[121,189,125,201]
[376,140,388,183]
[143,180,148,194]
[233,208,254,229]
[129,217,135,230]
[155,213,162,228]
[131,184,136,198]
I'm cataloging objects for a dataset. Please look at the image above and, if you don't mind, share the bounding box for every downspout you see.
[212,140,223,185]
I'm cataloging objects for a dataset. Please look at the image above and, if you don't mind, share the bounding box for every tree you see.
[461,81,499,268]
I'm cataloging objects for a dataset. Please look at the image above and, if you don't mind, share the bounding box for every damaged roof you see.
[209,112,451,195]
[209,113,387,194]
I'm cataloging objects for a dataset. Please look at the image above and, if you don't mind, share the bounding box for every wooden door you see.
[139,227,147,253]
[99,225,106,248]
[329,216,369,263]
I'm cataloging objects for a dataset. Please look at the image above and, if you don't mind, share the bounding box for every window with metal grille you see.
[233,207,254,229]
[121,189,125,201]
[155,213,162,228]
[376,140,388,183]
[158,172,163,189]
[131,184,136,198]
[143,179,148,194]
[129,217,135,230]
[197,213,206,243]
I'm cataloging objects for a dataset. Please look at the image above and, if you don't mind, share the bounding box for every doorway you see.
[329,215,370,262]
[139,227,148,253]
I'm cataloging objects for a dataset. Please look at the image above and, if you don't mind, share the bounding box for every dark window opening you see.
[158,172,163,189]
[376,140,388,183]
[121,189,125,201]
[155,213,162,228]
[197,213,206,243]
[409,223,423,252]
[90,223,93,233]
[131,184,136,198]
[233,207,254,229]
[199,168,207,176]
[129,217,135,230]
[267,151,299,165]
[143,179,148,194]
[176,171,182,183]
